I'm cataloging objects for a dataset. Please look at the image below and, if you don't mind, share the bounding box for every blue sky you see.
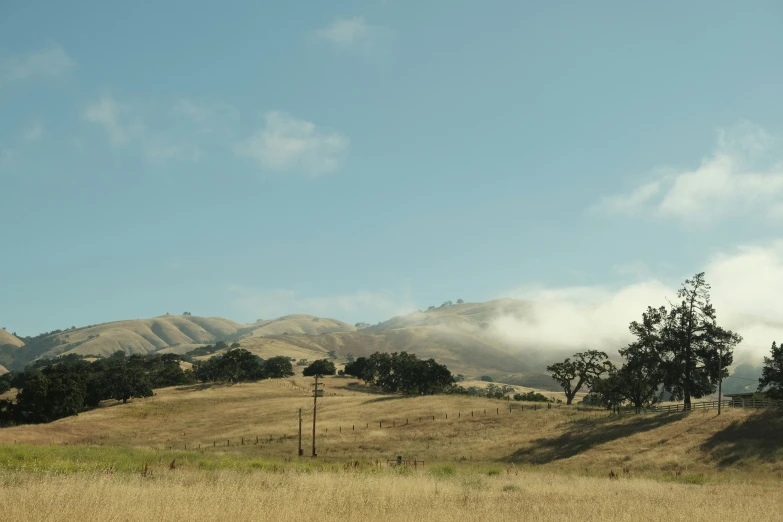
[2,1,783,341]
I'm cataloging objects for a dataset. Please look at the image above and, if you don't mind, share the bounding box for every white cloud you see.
[316,17,373,47]
[174,99,238,136]
[235,112,349,176]
[491,241,783,365]
[82,96,136,144]
[229,286,416,324]
[22,123,44,141]
[594,122,783,223]
[0,44,75,85]
[83,96,203,164]
[142,139,202,165]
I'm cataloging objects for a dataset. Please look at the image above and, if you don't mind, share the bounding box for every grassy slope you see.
[36,316,249,359]
[249,314,356,336]
[0,330,24,348]
[0,376,778,480]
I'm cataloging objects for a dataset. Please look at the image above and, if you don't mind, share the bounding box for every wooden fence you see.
[619,397,781,415]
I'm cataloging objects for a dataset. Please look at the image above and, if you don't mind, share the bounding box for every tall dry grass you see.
[0,468,780,522]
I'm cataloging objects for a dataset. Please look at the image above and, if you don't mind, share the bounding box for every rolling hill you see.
[249,314,355,336]
[0,330,24,348]
[0,314,358,370]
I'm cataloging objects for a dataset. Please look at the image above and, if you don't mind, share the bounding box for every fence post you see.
[472,411,474,417]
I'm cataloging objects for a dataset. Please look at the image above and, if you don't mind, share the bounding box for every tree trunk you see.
[683,292,696,411]
[123,398,127,404]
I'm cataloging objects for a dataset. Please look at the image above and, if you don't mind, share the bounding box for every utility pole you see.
[717,345,723,416]
[311,375,324,457]
[298,408,303,456]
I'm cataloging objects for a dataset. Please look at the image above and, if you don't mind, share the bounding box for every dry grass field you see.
[1,467,782,522]
[0,375,781,521]
[0,376,780,481]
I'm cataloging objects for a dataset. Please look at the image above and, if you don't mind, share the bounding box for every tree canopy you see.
[343,352,454,395]
[547,350,611,405]
[302,359,336,377]
[759,341,783,399]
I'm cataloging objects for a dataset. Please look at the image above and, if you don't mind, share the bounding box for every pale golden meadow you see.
[0,376,781,521]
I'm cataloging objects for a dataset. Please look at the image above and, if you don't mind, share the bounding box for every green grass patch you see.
[428,464,456,477]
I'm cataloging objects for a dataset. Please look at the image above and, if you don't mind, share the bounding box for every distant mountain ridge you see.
[3,299,781,389]
[0,313,357,370]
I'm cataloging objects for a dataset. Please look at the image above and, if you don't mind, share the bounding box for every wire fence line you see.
[162,380,779,453]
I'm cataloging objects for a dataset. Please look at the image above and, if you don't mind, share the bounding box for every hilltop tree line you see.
[0,348,295,426]
[547,273,749,410]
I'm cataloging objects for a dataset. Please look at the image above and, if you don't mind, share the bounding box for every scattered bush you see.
[513,391,551,402]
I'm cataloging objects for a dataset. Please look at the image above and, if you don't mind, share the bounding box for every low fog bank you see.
[488,242,783,369]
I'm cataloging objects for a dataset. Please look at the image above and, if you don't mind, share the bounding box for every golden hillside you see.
[365,298,534,332]
[249,314,356,336]
[38,315,250,359]
[0,330,24,348]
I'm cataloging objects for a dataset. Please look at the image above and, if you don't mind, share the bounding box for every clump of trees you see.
[0,348,296,426]
[194,350,294,383]
[302,359,336,377]
[344,352,455,395]
[548,273,743,411]
[458,383,514,399]
[513,391,553,403]
[0,352,195,426]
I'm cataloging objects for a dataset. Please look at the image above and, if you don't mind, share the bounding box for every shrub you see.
[513,391,550,402]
